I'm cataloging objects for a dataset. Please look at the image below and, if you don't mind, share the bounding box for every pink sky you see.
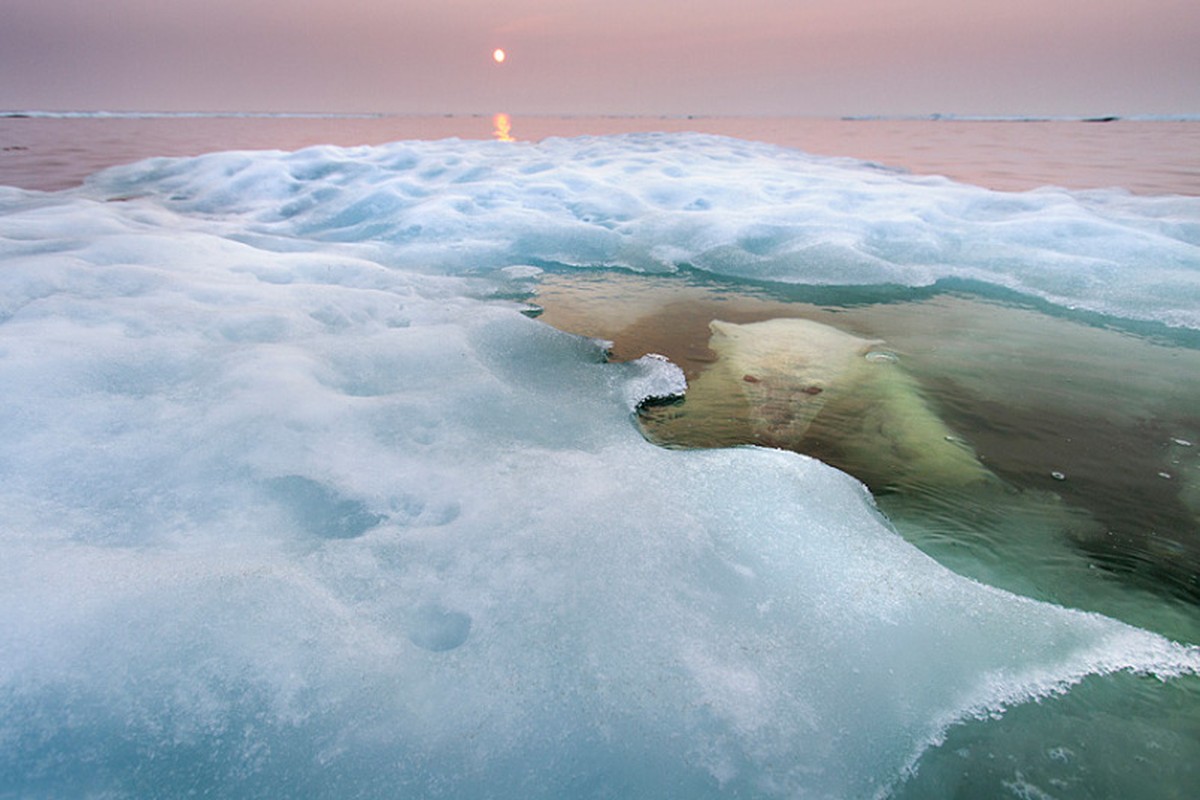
[2,0,1198,115]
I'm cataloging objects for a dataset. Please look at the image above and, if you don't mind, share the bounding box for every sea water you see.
[4,112,1199,195]
[0,115,1198,798]
[536,270,1200,636]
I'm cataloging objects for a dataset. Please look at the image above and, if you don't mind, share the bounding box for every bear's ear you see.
[708,319,733,338]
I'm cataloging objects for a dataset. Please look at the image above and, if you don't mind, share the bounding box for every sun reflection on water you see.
[493,112,514,142]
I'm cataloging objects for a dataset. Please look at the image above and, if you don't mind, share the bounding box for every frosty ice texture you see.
[84,133,1200,328]
[1,135,1198,798]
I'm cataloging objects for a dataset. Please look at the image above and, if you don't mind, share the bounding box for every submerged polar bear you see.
[643,317,997,492]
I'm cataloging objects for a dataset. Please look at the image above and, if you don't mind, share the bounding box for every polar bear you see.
[645,317,997,492]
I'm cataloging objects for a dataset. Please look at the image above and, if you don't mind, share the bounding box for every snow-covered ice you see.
[1,134,1198,798]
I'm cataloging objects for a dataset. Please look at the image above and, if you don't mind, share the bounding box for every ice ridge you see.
[82,133,1200,329]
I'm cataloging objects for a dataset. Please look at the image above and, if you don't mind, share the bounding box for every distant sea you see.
[2,111,1198,195]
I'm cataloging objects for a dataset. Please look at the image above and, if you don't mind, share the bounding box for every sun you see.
[492,48,506,64]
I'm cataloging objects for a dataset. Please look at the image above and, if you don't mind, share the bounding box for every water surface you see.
[534,269,1200,644]
[3,114,1198,195]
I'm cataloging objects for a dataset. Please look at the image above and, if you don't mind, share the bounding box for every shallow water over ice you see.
[533,267,1200,797]
[1,133,1199,798]
[535,269,1200,640]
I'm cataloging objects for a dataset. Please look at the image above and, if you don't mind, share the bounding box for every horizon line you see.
[4,110,1200,123]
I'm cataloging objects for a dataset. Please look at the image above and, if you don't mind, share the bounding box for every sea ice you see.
[0,136,1197,798]
[80,133,1200,329]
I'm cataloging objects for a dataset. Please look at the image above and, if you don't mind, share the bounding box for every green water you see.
[531,267,1200,798]
[895,671,1200,799]
[533,268,1200,640]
